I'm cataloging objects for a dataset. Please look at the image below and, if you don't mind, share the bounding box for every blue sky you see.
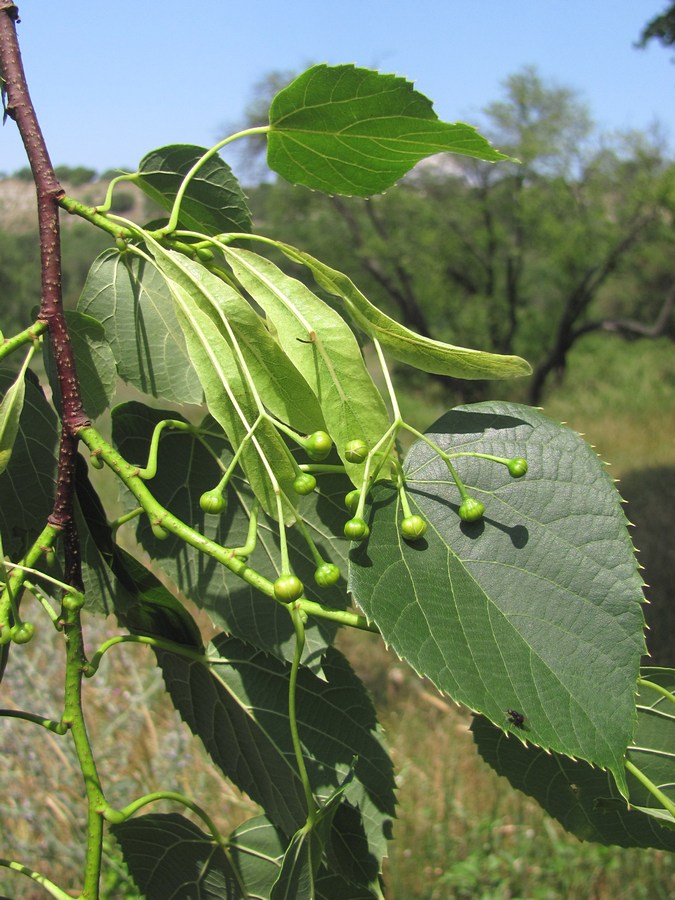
[1,1,672,175]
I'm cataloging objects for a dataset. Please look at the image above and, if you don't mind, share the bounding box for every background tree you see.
[245,68,675,405]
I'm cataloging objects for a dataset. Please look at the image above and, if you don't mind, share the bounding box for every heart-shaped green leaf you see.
[135,143,252,234]
[268,65,513,197]
[349,402,645,793]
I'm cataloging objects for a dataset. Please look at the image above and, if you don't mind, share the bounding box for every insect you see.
[506,708,526,729]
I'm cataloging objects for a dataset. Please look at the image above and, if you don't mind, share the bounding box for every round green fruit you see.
[458,498,485,522]
[344,517,370,541]
[273,574,304,602]
[11,622,35,644]
[293,473,317,496]
[304,431,333,462]
[344,439,369,464]
[400,515,428,541]
[199,489,227,514]
[507,458,528,478]
[314,563,341,588]
[62,590,85,612]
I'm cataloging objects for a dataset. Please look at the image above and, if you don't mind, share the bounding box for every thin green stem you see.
[96,173,137,213]
[231,502,259,558]
[296,598,378,632]
[624,759,675,819]
[0,708,68,734]
[157,127,270,236]
[86,633,207,677]
[2,561,84,602]
[637,677,675,706]
[60,606,106,897]
[288,606,317,824]
[103,790,249,897]
[0,859,72,900]
[1,523,60,640]
[110,507,143,532]
[134,418,194,479]
[78,425,276,599]
[0,319,46,361]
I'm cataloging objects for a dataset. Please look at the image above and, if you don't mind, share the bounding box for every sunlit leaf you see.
[0,364,27,476]
[268,65,512,197]
[221,247,391,486]
[135,143,252,234]
[145,239,325,434]
[276,241,532,380]
[349,402,645,793]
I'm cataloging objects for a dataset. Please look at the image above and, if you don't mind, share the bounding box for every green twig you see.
[85,633,207,677]
[624,758,675,819]
[0,319,46,361]
[0,708,68,734]
[637,677,675,706]
[0,859,71,900]
[288,606,318,825]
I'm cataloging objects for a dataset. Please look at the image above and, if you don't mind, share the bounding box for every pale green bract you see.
[275,241,532,380]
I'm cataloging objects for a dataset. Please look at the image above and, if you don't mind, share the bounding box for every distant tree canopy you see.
[242,67,675,404]
[638,3,675,49]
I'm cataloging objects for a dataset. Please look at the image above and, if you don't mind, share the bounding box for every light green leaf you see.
[268,64,513,197]
[112,404,348,668]
[111,813,241,899]
[135,143,252,234]
[471,668,675,849]
[170,278,297,520]
[221,246,391,486]
[43,310,117,418]
[77,249,203,405]
[349,402,645,793]
[276,242,532,380]
[0,362,27,476]
[145,240,325,434]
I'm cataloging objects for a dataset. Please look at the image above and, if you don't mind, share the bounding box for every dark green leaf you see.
[627,667,675,818]
[156,638,309,837]
[229,816,378,899]
[268,65,512,197]
[136,144,252,234]
[0,369,57,558]
[43,310,116,419]
[112,813,241,899]
[471,669,675,849]
[349,402,645,793]
[276,242,532,380]
[157,636,395,878]
[112,402,348,668]
[77,249,203,405]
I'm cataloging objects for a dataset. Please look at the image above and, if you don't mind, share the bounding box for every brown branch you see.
[0,3,88,586]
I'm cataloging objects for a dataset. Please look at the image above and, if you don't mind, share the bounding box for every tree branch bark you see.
[0,2,88,585]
